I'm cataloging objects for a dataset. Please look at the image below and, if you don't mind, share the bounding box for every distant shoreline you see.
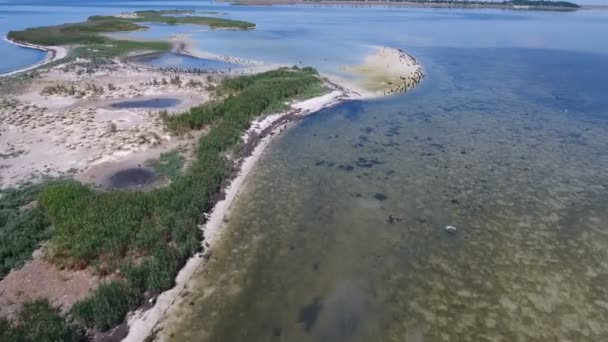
[232,0,583,11]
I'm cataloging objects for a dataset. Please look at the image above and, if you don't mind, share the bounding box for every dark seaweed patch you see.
[429,143,445,150]
[373,193,388,201]
[356,157,384,168]
[298,296,322,333]
[338,164,354,171]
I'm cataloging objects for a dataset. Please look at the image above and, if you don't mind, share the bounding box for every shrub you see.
[71,281,138,331]
[0,183,53,278]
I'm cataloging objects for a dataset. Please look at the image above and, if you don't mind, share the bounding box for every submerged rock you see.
[445,225,457,234]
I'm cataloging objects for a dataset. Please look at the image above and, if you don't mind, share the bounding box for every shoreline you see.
[0,36,68,77]
[231,0,580,11]
[121,46,422,341]
[122,88,354,342]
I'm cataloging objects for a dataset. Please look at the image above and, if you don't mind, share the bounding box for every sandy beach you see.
[342,46,424,97]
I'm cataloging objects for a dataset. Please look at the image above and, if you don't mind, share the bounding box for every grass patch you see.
[164,66,327,132]
[7,9,254,57]
[22,67,327,331]
[7,20,143,46]
[0,183,54,279]
[71,40,172,59]
[0,299,85,342]
[91,10,256,29]
[147,150,185,180]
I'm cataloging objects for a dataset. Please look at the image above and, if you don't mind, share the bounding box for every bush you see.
[0,183,52,278]
[71,281,138,331]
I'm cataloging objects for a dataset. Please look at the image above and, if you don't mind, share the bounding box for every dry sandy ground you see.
[0,252,98,319]
[0,58,215,189]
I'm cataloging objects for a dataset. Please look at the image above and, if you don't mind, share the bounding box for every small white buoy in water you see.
[445,225,457,234]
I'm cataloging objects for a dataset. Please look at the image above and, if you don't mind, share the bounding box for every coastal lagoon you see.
[2,1,608,341]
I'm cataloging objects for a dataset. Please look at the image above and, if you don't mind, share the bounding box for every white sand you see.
[342,46,424,96]
[1,36,68,77]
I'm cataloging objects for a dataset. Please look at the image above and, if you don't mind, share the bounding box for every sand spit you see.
[122,89,353,342]
[171,34,266,68]
[343,46,424,96]
[1,36,68,77]
[123,46,423,342]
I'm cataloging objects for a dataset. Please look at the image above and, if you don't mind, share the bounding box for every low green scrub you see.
[148,150,185,180]
[7,20,143,46]
[71,40,172,58]
[91,10,256,29]
[28,67,326,331]
[0,183,53,278]
[165,66,326,132]
[0,299,84,342]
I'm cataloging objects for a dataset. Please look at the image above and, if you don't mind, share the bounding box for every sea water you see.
[2,2,608,341]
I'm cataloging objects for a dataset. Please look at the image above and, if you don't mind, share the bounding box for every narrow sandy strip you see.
[123,89,351,342]
[1,36,68,77]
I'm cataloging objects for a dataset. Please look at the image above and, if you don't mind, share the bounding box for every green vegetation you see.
[0,67,325,332]
[7,20,144,46]
[0,183,52,278]
[147,150,186,180]
[72,40,172,59]
[90,10,256,29]
[0,299,84,342]
[164,66,327,132]
[7,9,254,57]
